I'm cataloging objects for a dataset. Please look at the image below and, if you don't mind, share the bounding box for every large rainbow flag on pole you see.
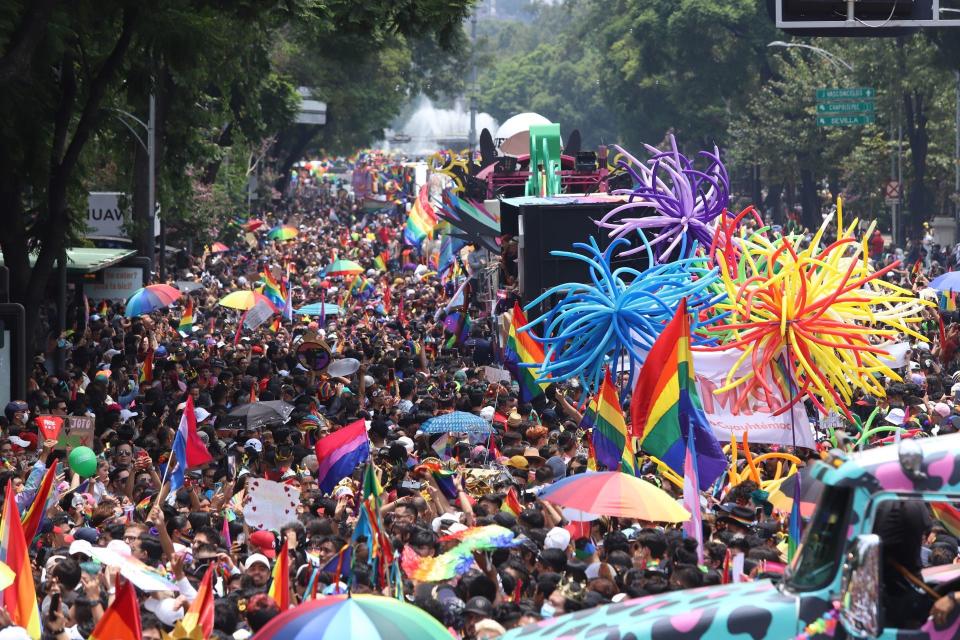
[504,303,546,403]
[0,482,40,639]
[587,369,637,474]
[403,184,438,245]
[260,269,286,308]
[630,298,726,489]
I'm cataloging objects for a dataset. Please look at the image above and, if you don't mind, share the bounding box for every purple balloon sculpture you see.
[597,135,729,262]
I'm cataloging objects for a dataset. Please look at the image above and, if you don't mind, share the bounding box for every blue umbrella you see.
[294,302,342,316]
[929,271,960,292]
[421,411,492,434]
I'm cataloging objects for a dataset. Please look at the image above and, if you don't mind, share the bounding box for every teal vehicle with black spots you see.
[503,434,960,640]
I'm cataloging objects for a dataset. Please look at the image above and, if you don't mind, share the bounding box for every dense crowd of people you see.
[2,171,960,640]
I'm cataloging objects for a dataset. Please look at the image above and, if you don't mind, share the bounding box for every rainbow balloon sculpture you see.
[701,200,930,418]
[513,135,929,411]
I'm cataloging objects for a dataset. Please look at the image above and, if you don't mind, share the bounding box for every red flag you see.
[89,576,141,640]
[21,462,57,543]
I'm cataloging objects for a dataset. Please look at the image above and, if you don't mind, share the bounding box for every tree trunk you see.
[0,0,56,85]
[799,168,820,231]
[904,89,933,240]
[271,125,319,192]
[765,181,784,226]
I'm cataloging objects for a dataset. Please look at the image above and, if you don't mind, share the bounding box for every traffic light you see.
[769,0,960,35]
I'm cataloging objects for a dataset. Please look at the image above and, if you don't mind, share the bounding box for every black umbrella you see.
[223,400,294,429]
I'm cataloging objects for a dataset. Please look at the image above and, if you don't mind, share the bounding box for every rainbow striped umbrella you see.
[324,259,363,277]
[268,225,298,241]
[218,291,279,311]
[124,284,182,317]
[539,471,690,523]
[253,594,452,640]
[209,242,230,253]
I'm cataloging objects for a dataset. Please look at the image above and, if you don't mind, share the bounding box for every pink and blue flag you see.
[314,419,370,493]
[171,396,213,491]
[682,423,704,564]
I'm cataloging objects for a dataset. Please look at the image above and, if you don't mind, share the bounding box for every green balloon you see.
[68,446,98,478]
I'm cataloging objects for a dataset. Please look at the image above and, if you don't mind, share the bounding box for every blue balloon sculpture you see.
[519,234,726,393]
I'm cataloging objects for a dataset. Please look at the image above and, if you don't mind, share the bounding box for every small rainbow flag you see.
[0,482,40,638]
[588,369,636,474]
[268,539,290,610]
[504,303,546,403]
[139,350,154,384]
[403,184,438,245]
[501,486,522,517]
[261,270,285,308]
[178,297,194,336]
[932,502,960,538]
[89,576,140,640]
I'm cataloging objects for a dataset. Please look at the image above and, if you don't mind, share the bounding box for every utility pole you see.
[147,93,156,282]
[467,11,478,155]
[955,69,959,222]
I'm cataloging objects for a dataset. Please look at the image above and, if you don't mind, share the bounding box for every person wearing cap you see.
[243,553,272,589]
[463,596,494,636]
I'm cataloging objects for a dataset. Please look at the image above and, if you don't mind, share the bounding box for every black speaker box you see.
[501,197,652,316]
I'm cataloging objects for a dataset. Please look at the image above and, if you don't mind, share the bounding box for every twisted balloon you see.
[520,234,726,392]
[597,135,730,262]
[701,199,931,419]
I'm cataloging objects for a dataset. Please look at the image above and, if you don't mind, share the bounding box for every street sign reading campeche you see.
[817,114,876,127]
[815,87,877,100]
[815,101,875,114]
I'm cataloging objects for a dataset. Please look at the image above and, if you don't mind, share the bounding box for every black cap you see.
[463,596,492,617]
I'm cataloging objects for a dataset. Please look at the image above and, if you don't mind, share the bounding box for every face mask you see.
[540,603,556,619]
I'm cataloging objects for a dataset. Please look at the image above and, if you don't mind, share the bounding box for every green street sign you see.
[816,101,876,114]
[817,114,876,127]
[816,87,876,100]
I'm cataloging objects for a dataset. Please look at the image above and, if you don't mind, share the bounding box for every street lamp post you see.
[112,94,157,280]
[766,41,854,72]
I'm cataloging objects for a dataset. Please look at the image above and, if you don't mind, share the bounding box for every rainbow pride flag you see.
[501,486,522,517]
[178,297,194,336]
[631,298,726,489]
[933,502,960,538]
[403,184,438,245]
[139,350,154,384]
[269,539,290,610]
[261,270,285,308]
[504,302,546,403]
[589,369,636,474]
[0,482,40,638]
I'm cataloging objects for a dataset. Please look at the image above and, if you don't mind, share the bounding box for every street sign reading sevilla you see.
[816,114,876,127]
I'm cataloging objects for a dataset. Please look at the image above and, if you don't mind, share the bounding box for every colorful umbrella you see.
[244,219,265,232]
[268,225,298,241]
[929,271,960,293]
[209,242,230,253]
[124,284,182,317]
[421,411,492,434]
[294,303,342,316]
[539,471,691,523]
[253,594,452,640]
[324,259,364,277]
[218,291,279,311]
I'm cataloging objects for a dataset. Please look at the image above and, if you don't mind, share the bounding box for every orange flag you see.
[268,539,290,610]
[89,576,140,640]
[173,564,214,638]
[0,482,40,638]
